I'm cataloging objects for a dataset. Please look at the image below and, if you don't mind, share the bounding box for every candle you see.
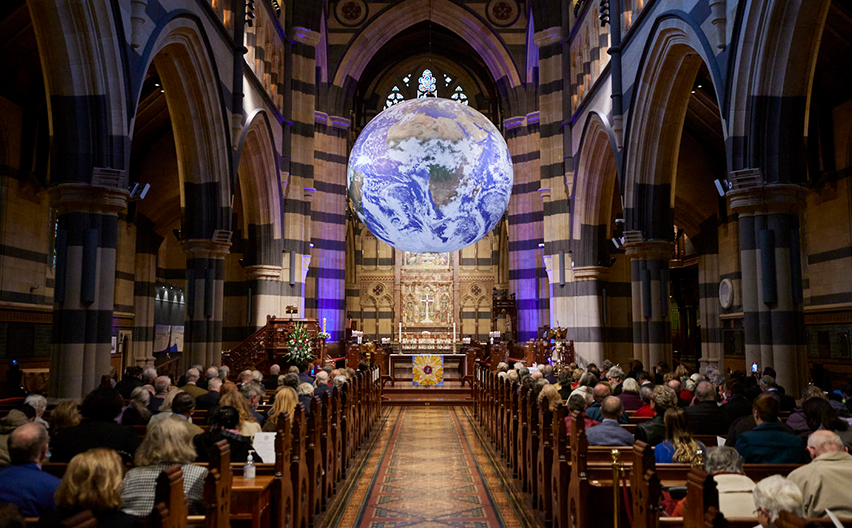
[322,318,326,333]
[399,322,402,342]
[453,322,457,343]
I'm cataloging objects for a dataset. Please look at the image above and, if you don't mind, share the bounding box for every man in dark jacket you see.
[721,380,752,421]
[635,385,678,446]
[196,377,222,410]
[264,364,281,391]
[114,366,144,399]
[685,381,731,435]
[50,387,139,464]
[734,394,805,463]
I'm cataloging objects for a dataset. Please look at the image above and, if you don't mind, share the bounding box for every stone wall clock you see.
[719,278,733,309]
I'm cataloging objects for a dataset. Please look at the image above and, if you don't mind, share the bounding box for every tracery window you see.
[451,85,469,105]
[417,69,437,98]
[385,86,404,108]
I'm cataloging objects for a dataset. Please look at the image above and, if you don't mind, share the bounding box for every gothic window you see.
[402,74,411,87]
[443,73,452,86]
[385,85,404,108]
[417,69,437,98]
[451,85,468,105]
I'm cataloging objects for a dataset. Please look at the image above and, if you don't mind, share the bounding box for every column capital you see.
[623,240,674,261]
[49,183,129,215]
[244,265,283,281]
[572,266,609,281]
[533,27,562,47]
[292,27,320,46]
[181,238,231,258]
[727,183,806,215]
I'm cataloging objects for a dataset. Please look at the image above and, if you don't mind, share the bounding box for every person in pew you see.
[787,430,852,518]
[156,393,203,438]
[298,383,316,416]
[194,406,259,464]
[801,398,852,449]
[542,364,558,385]
[556,370,572,400]
[634,385,656,418]
[637,370,653,387]
[121,418,208,517]
[24,396,49,431]
[264,364,282,391]
[219,389,261,439]
[783,386,826,437]
[181,368,208,400]
[0,409,31,466]
[635,385,678,447]
[48,402,81,441]
[684,381,732,436]
[721,380,753,422]
[734,394,806,463]
[298,364,315,385]
[0,423,60,517]
[606,366,625,396]
[198,366,219,391]
[566,392,600,435]
[585,383,629,423]
[616,378,643,411]
[752,475,804,528]
[146,389,185,426]
[654,407,705,464]
[667,379,690,408]
[119,387,152,426]
[236,370,253,390]
[195,377,222,411]
[147,376,171,414]
[281,372,300,391]
[50,388,139,465]
[538,384,562,412]
[314,371,331,399]
[586,397,635,446]
[37,448,142,528]
[240,382,266,426]
[690,447,756,518]
[115,367,144,400]
[263,387,298,433]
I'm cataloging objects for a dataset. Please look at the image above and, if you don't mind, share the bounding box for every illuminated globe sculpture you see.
[347,98,513,253]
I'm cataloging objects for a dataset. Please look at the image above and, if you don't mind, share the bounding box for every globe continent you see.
[347,98,513,253]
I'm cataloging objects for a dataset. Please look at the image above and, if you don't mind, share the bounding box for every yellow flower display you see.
[412,355,444,386]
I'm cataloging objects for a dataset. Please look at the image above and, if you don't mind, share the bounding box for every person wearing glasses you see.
[751,475,803,528]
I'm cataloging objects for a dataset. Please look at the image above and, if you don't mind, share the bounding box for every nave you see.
[318,406,536,528]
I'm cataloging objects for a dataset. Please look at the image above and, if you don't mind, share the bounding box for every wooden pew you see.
[151,465,189,528]
[272,411,295,528]
[305,397,323,518]
[536,401,554,525]
[524,387,540,503]
[189,440,233,528]
[320,390,337,502]
[290,404,311,528]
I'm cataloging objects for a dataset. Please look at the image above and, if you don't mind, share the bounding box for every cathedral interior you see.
[0,0,851,400]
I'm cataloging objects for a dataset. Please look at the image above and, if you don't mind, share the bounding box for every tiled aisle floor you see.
[321,407,537,528]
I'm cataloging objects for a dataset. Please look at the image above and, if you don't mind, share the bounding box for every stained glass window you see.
[443,74,452,86]
[402,74,411,87]
[417,69,437,98]
[451,85,469,105]
[385,85,404,108]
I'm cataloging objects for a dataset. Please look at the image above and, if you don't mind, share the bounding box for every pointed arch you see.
[331,0,521,89]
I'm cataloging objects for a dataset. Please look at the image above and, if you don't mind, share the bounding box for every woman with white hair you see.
[23,395,48,429]
[752,475,803,527]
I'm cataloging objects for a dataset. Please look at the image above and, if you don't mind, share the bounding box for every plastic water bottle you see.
[244,450,256,480]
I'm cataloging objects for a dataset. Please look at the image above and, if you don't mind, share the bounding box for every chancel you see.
[1,0,852,527]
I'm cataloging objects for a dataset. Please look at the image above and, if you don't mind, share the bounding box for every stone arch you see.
[135,19,232,238]
[622,16,724,239]
[27,0,129,182]
[572,112,620,266]
[727,0,831,181]
[235,110,283,266]
[331,0,521,90]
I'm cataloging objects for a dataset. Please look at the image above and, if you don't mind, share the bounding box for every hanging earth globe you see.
[347,98,513,253]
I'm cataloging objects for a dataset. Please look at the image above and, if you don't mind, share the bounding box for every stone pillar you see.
[624,240,674,370]
[504,113,544,342]
[244,265,284,330]
[572,266,609,366]
[49,183,128,398]
[309,113,349,341]
[132,217,163,365]
[698,252,723,372]
[728,184,807,395]
[183,238,231,368]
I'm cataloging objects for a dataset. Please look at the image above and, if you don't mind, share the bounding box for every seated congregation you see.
[0,362,380,527]
[475,360,852,527]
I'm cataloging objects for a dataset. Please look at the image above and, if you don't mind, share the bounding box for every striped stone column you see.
[132,216,162,365]
[309,113,349,341]
[698,252,723,371]
[729,184,807,394]
[535,27,569,334]
[244,265,283,330]
[571,266,608,366]
[183,238,231,368]
[624,239,673,370]
[505,114,544,342]
[49,183,127,398]
[282,27,319,317]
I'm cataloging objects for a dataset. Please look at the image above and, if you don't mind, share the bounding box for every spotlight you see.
[714,179,726,197]
[538,243,545,248]
[611,237,621,249]
[691,90,696,94]
[154,83,160,87]
[697,84,702,89]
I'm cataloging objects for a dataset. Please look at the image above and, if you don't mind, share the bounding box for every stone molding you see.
[533,26,562,48]
[727,183,806,216]
[572,266,609,281]
[623,240,674,261]
[244,265,283,281]
[181,238,232,259]
[292,27,320,46]
[49,183,129,215]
